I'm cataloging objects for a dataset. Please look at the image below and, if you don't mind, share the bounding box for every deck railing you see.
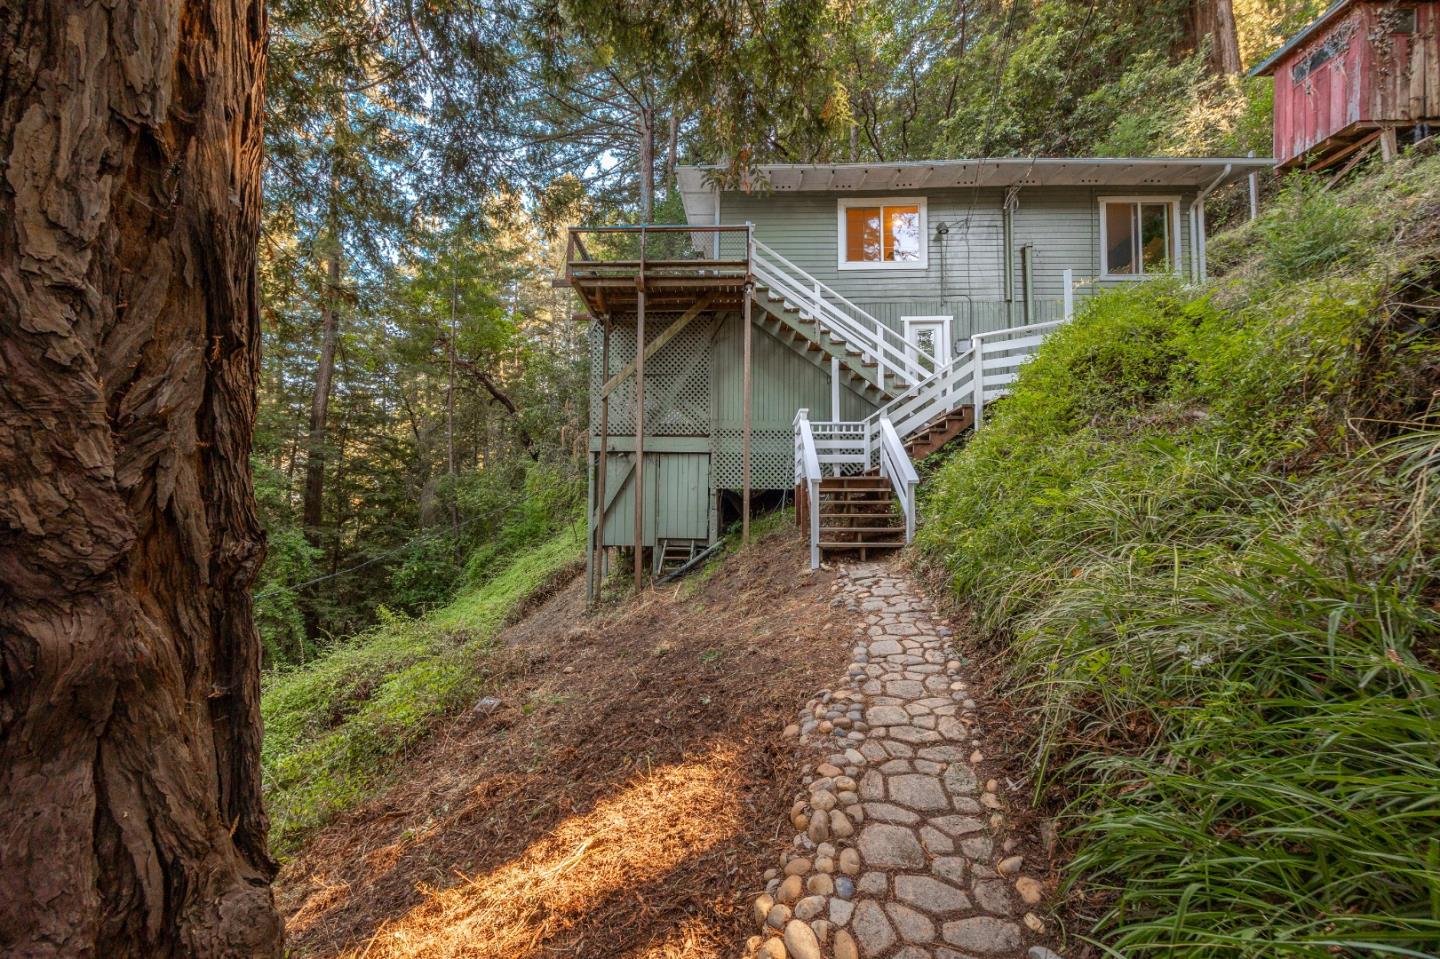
[564,224,753,283]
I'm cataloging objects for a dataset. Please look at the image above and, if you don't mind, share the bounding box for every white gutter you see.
[1190,163,1231,282]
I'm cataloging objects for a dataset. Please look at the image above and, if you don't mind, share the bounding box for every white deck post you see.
[1062,269,1074,320]
[1247,150,1259,221]
[971,333,985,428]
[831,355,841,420]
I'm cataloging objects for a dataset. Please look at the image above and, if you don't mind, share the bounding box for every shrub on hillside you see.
[918,157,1440,955]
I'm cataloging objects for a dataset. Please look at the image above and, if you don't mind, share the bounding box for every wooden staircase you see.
[903,405,975,460]
[816,475,906,558]
[654,538,707,577]
[750,284,893,402]
[792,314,1071,569]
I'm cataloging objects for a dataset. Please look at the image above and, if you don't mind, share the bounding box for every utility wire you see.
[253,500,529,601]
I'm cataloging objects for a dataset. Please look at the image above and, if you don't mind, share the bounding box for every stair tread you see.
[818,541,905,549]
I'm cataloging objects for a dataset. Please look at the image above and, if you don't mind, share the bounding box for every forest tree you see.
[0,0,282,955]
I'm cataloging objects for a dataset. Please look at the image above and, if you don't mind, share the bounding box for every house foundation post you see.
[593,312,611,602]
[634,231,647,591]
[742,282,753,546]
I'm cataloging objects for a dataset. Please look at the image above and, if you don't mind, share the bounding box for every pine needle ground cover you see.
[917,156,1440,957]
[262,528,583,854]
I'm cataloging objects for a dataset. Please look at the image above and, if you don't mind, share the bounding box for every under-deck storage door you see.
[601,452,710,547]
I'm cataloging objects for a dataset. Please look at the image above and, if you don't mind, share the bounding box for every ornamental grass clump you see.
[917,155,1440,955]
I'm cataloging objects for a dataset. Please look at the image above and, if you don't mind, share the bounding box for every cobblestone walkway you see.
[742,563,1063,959]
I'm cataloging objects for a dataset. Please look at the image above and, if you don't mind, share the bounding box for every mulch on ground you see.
[277,526,854,958]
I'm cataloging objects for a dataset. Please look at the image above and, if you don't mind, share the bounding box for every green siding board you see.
[710,314,878,491]
[722,185,1197,336]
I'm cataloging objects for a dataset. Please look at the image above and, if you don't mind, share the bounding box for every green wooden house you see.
[568,157,1270,597]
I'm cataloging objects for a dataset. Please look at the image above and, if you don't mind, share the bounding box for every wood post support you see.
[742,283,753,545]
[593,313,610,601]
[634,289,646,591]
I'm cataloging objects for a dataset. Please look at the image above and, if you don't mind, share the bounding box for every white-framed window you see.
[1098,196,1181,280]
[837,196,928,271]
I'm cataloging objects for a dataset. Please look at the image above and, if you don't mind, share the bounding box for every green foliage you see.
[251,457,322,665]
[918,157,1440,955]
[261,528,583,854]
[459,459,586,586]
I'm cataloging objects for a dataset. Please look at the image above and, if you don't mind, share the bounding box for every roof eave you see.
[1249,0,1354,77]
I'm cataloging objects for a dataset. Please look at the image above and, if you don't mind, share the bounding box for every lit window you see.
[1100,198,1178,279]
[838,198,927,269]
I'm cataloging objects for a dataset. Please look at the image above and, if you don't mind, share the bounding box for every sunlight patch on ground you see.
[340,744,745,958]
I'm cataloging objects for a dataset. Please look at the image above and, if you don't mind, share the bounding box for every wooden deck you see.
[565,224,752,318]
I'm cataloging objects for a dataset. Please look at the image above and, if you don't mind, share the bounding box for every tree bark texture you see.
[0,0,282,956]
[1190,0,1242,75]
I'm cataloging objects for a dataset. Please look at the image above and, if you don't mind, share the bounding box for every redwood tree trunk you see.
[1191,0,1243,75]
[0,0,282,955]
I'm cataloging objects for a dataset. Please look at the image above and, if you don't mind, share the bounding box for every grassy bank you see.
[918,156,1440,956]
[261,528,583,854]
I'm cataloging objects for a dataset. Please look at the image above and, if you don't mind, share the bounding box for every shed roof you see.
[1251,0,1366,77]
[676,157,1272,224]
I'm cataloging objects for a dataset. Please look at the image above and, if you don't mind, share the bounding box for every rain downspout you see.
[1020,244,1035,325]
[1003,186,1020,325]
[1190,164,1230,282]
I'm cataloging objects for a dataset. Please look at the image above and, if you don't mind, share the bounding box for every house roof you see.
[676,157,1272,224]
[1250,0,1359,77]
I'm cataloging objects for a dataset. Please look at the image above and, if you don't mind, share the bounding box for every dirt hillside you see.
[278,524,854,958]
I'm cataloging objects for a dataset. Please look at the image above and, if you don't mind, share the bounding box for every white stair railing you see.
[751,240,931,393]
[793,317,1069,565]
[859,316,1069,466]
[877,417,919,544]
[793,409,822,569]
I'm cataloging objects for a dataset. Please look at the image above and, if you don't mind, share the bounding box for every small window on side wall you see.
[838,197,927,270]
[1100,198,1179,279]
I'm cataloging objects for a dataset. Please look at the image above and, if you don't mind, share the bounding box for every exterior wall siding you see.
[711,313,877,492]
[1268,2,1440,168]
[721,184,1196,342]
[590,310,883,548]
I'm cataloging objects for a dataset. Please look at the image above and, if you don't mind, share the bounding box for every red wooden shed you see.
[1252,0,1439,170]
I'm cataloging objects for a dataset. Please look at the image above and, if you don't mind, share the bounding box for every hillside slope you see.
[262,528,586,853]
[916,155,1440,956]
[275,520,855,957]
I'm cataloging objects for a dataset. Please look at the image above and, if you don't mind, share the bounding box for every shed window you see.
[1099,198,1179,279]
[838,197,927,270]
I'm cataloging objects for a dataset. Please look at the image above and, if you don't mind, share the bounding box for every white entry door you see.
[902,316,952,372]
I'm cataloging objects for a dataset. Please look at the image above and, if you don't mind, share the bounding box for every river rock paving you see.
[742,563,1062,959]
